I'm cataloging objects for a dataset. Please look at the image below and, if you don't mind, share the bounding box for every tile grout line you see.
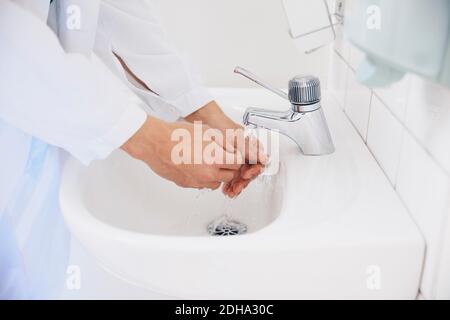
[372,90,450,178]
[333,49,449,297]
[332,47,395,184]
[341,106,394,187]
[430,196,450,299]
[364,91,374,143]
[332,48,450,178]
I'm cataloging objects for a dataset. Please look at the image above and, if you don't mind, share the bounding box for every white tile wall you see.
[348,45,365,71]
[436,211,450,299]
[405,76,450,174]
[343,66,372,141]
[373,76,411,122]
[333,24,350,62]
[396,133,450,298]
[328,36,450,299]
[328,50,348,108]
[367,95,404,185]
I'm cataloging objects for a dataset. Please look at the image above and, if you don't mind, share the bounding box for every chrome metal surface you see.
[207,220,248,236]
[289,75,321,108]
[243,105,335,155]
[236,66,335,155]
[234,67,288,100]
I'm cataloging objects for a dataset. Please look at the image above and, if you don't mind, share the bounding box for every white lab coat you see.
[0,0,212,298]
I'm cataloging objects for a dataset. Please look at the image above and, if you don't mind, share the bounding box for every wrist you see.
[185,100,241,131]
[121,116,167,161]
[185,101,223,123]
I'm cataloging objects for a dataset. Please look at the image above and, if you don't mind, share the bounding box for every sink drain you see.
[207,220,248,236]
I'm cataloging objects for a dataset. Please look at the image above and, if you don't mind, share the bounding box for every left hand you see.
[185,101,268,197]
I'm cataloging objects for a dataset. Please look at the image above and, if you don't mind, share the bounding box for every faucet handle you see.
[234,66,289,100]
[234,67,322,113]
[288,75,321,110]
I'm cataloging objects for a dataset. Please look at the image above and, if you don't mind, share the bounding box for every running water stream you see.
[207,173,274,236]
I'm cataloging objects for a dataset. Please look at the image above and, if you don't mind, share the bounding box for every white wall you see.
[153,0,330,88]
[328,21,450,299]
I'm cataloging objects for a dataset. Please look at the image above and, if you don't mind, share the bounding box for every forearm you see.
[121,115,165,161]
[0,0,146,165]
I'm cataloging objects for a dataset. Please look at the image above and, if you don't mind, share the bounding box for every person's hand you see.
[122,116,242,190]
[185,101,269,197]
[222,135,268,197]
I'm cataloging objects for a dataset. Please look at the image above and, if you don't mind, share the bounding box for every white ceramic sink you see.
[60,88,424,299]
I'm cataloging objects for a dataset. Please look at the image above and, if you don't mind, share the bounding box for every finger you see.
[222,133,237,154]
[204,181,221,190]
[233,175,254,197]
[222,182,230,193]
[215,163,242,171]
[231,179,248,195]
[227,179,243,198]
[215,154,243,170]
[253,138,268,165]
[222,182,235,198]
[241,136,268,165]
[239,164,252,179]
[222,181,233,194]
[241,136,256,165]
[225,190,235,198]
[207,128,236,153]
[258,148,269,165]
[241,164,264,180]
[203,140,243,170]
[223,148,245,167]
[240,179,251,190]
[248,136,268,165]
[213,144,244,169]
[234,181,250,197]
[216,169,236,183]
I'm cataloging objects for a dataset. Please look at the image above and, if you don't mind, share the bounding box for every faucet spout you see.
[243,105,335,156]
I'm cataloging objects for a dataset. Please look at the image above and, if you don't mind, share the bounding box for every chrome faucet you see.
[235,66,335,155]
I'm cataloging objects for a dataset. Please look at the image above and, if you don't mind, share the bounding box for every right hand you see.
[121,116,243,190]
[222,135,268,197]
[185,101,269,197]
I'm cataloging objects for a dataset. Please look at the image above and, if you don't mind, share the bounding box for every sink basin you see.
[60,88,424,299]
[81,149,283,236]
